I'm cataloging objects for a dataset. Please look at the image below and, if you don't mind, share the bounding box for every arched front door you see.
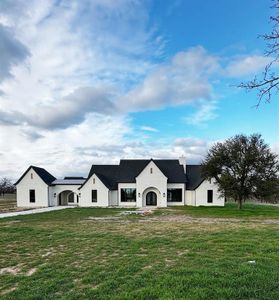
[146,191,157,206]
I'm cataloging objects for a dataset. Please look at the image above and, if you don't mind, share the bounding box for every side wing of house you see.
[79,173,109,207]
[16,167,50,207]
[194,180,224,206]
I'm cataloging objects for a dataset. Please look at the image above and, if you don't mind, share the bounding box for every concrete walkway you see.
[0,206,73,219]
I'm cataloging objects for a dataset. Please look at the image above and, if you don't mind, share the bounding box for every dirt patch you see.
[138,215,279,225]
[0,285,17,296]
[177,250,189,256]
[26,268,37,276]
[142,265,152,270]
[0,265,21,275]
[42,251,52,258]
[42,247,56,258]
[86,216,121,221]
[1,220,22,227]
[259,219,279,224]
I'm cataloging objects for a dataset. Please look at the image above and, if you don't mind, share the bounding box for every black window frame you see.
[207,190,213,203]
[29,189,35,203]
[167,188,182,202]
[92,190,97,202]
[121,188,136,202]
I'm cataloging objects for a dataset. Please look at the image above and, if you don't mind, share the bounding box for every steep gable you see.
[15,166,56,186]
[135,160,167,180]
[82,159,187,190]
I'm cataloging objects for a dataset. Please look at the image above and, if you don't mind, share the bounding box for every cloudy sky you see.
[0,0,278,179]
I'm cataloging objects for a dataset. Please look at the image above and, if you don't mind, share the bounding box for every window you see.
[93,178,95,184]
[150,168,153,174]
[121,188,136,202]
[167,189,182,202]
[31,173,33,179]
[29,189,35,203]
[68,193,74,203]
[207,190,213,203]
[92,190,97,202]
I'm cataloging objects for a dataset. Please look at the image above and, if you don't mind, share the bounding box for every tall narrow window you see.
[31,173,33,179]
[29,189,35,203]
[93,178,95,184]
[92,190,97,202]
[150,168,153,174]
[207,190,213,203]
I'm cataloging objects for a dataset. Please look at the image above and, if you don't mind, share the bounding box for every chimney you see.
[178,156,186,173]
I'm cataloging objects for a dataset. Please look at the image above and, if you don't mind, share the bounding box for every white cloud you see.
[225,55,273,77]
[140,126,159,132]
[119,46,219,112]
[185,100,218,126]
[1,1,273,180]
[0,0,160,122]
[0,24,29,82]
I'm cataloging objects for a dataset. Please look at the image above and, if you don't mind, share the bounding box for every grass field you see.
[0,204,279,299]
[0,193,17,213]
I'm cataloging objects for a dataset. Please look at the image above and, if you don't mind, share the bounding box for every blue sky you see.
[0,0,278,178]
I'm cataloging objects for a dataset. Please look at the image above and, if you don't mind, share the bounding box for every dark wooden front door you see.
[146,191,157,206]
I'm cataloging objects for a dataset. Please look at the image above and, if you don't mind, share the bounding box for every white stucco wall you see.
[166,183,185,206]
[109,190,118,206]
[195,180,224,206]
[185,190,195,206]
[136,161,168,207]
[79,174,109,207]
[49,185,81,206]
[16,168,49,207]
[118,183,137,207]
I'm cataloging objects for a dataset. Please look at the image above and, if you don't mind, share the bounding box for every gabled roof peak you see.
[15,166,56,186]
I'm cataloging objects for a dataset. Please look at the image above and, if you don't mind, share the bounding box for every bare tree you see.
[0,177,16,196]
[238,0,279,106]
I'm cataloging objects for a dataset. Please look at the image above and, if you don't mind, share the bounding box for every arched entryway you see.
[146,191,157,206]
[58,190,77,206]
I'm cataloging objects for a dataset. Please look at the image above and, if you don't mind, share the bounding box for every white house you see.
[15,158,224,208]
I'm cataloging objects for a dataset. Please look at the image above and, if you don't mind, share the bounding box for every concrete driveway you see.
[0,206,73,219]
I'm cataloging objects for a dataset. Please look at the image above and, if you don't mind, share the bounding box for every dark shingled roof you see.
[80,159,187,190]
[119,159,186,183]
[64,176,85,180]
[186,165,204,190]
[79,165,121,190]
[15,166,56,186]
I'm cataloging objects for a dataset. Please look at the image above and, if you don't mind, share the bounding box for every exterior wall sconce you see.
[54,193,56,197]
[138,193,141,197]
[79,193,81,197]
[163,193,166,197]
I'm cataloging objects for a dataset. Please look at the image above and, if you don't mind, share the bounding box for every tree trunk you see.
[238,197,243,209]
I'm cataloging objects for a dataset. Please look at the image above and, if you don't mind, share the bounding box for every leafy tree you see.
[0,177,15,196]
[201,134,279,209]
[238,0,279,105]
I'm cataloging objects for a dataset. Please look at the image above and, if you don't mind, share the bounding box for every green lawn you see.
[157,202,279,219]
[0,204,279,299]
